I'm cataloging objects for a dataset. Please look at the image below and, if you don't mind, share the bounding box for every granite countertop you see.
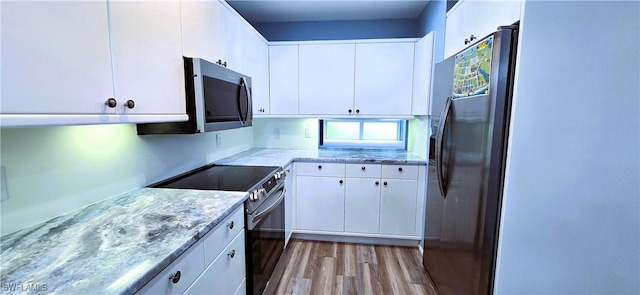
[214,148,427,167]
[0,188,248,294]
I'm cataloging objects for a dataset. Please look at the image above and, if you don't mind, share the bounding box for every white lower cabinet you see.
[295,162,425,238]
[185,232,246,295]
[344,177,380,234]
[296,175,345,232]
[137,206,246,295]
[379,179,418,236]
[136,242,205,295]
[284,163,295,247]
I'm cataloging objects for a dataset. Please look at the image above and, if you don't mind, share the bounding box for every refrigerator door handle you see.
[436,96,452,198]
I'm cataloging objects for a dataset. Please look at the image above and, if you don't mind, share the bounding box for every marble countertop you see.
[0,188,248,294]
[214,148,427,167]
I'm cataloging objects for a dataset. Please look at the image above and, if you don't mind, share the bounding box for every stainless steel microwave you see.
[137,57,252,135]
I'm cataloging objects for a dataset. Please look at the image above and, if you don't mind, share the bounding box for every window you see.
[320,119,408,149]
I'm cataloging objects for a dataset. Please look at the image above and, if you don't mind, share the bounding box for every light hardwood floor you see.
[272,239,438,295]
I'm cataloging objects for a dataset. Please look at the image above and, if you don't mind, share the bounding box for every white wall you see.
[252,118,319,149]
[495,1,640,293]
[0,124,253,234]
[408,116,429,158]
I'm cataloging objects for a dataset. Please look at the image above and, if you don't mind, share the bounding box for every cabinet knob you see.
[318,165,322,170]
[398,167,403,172]
[217,59,223,65]
[105,98,117,108]
[223,61,227,68]
[464,38,470,45]
[124,99,135,109]
[375,181,380,185]
[227,221,234,230]
[348,109,352,113]
[361,166,366,171]
[383,181,388,186]
[339,180,343,184]
[469,34,476,41]
[356,109,360,114]
[169,271,181,284]
[228,249,236,258]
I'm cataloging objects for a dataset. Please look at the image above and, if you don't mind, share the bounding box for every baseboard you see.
[291,232,421,247]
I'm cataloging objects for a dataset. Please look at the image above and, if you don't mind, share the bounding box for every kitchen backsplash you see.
[253,118,320,150]
[0,124,253,235]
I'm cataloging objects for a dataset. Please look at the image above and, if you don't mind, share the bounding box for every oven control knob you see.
[274,173,281,180]
[250,190,261,202]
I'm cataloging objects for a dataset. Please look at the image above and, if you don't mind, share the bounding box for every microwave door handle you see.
[240,77,252,126]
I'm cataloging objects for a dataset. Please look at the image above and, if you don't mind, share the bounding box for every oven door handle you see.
[251,187,286,224]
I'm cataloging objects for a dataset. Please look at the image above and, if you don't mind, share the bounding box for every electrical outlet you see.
[1,166,8,202]
[274,128,281,139]
[305,128,311,138]
[216,134,222,148]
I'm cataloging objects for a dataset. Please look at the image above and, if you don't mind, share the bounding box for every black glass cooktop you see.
[151,165,279,192]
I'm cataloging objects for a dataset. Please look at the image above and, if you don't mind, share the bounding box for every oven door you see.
[246,186,285,295]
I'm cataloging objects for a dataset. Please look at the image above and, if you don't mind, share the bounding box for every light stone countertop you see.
[0,148,425,294]
[0,188,248,295]
[214,148,427,167]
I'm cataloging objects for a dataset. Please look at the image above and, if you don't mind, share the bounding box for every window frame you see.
[319,119,408,150]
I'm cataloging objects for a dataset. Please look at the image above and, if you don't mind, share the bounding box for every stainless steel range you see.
[149,164,287,295]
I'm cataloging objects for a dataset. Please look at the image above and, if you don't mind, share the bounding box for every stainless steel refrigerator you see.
[423,24,519,295]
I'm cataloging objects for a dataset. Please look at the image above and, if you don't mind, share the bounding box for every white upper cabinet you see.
[412,32,435,116]
[217,4,245,72]
[269,45,299,115]
[1,0,187,127]
[298,44,355,115]
[109,1,185,116]
[445,0,522,59]
[1,1,114,115]
[181,0,221,63]
[354,42,415,116]
[243,30,270,116]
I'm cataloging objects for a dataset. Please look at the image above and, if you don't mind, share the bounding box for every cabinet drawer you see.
[203,206,244,266]
[185,231,246,295]
[136,242,205,295]
[381,165,419,180]
[296,162,345,177]
[346,164,381,178]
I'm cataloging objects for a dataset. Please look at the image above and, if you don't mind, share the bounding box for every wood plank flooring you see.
[272,239,438,295]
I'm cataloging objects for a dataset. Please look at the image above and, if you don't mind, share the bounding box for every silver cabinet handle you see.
[228,249,235,258]
[169,271,181,284]
[227,220,234,230]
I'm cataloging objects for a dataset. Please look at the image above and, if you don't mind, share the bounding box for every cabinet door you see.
[412,33,435,116]
[137,242,206,295]
[354,43,414,115]
[298,44,355,115]
[296,176,345,232]
[284,164,295,247]
[185,232,246,295]
[379,179,418,236]
[0,1,114,114]
[345,178,380,234]
[465,0,521,42]
[445,0,522,59]
[269,45,299,115]
[217,4,245,72]
[444,2,467,59]
[181,0,221,63]
[109,0,185,115]
[243,31,270,115]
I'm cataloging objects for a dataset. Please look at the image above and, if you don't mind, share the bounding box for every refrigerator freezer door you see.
[423,27,517,295]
